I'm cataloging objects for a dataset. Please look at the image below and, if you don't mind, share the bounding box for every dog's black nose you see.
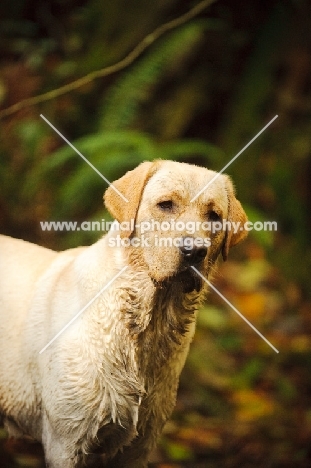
[179,238,207,265]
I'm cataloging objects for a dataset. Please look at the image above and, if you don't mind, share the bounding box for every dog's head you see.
[104,160,247,292]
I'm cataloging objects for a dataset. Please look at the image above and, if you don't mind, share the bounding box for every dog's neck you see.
[73,242,204,452]
[140,287,197,368]
[119,267,201,383]
[94,268,199,435]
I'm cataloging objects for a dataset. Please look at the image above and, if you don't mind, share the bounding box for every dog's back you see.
[0,236,56,435]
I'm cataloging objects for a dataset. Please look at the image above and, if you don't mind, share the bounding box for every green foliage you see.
[232,357,266,388]
[197,305,228,331]
[162,439,194,462]
[35,130,223,222]
[243,205,275,248]
[219,2,291,154]
[100,20,211,131]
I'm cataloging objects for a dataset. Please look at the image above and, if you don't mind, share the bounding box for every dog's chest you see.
[71,280,198,456]
[113,286,197,416]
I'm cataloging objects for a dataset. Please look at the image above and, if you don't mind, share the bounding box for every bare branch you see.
[0,0,216,119]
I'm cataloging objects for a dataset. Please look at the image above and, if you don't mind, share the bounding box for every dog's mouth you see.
[176,268,202,293]
[152,267,202,293]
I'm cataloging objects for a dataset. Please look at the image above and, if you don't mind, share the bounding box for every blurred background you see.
[1,0,311,466]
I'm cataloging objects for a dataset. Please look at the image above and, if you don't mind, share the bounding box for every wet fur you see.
[0,160,247,467]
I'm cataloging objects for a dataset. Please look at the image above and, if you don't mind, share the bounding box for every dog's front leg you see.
[42,412,81,468]
[107,414,167,468]
[107,435,152,468]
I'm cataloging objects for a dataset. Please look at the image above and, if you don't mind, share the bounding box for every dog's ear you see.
[222,176,248,261]
[104,161,160,238]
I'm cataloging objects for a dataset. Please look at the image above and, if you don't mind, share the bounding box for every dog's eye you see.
[157,200,173,211]
[208,210,222,222]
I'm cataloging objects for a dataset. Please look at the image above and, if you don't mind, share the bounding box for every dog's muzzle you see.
[179,237,207,266]
[177,237,207,293]
[151,237,207,293]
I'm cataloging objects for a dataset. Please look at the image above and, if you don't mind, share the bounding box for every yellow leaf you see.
[232,389,274,422]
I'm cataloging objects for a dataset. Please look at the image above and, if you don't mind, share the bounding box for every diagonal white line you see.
[39,266,128,354]
[40,114,129,203]
[191,266,279,353]
[190,115,278,202]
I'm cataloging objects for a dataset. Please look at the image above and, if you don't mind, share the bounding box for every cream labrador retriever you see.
[0,160,247,467]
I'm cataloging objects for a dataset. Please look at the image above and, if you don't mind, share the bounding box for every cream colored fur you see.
[0,160,247,467]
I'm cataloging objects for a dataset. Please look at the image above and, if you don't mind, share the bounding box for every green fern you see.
[160,139,225,165]
[34,129,225,218]
[100,21,205,131]
[37,131,156,170]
